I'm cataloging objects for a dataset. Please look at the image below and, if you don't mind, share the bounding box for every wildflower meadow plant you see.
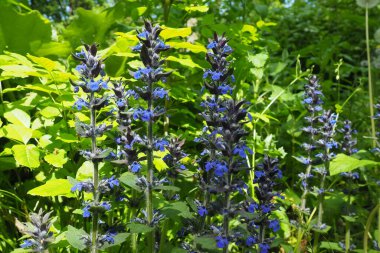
[70,43,118,252]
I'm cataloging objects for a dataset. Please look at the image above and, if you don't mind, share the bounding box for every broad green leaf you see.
[38,135,52,148]
[40,106,61,119]
[44,149,68,168]
[56,133,79,143]
[136,7,147,15]
[160,27,192,40]
[166,56,202,68]
[0,4,52,55]
[320,242,344,252]
[166,41,206,53]
[194,236,216,250]
[127,223,154,233]
[185,5,209,12]
[154,185,180,191]
[28,179,73,197]
[66,225,88,250]
[161,201,193,219]
[330,154,378,176]
[76,161,94,180]
[12,144,40,168]
[241,24,259,41]
[4,124,33,144]
[0,157,17,171]
[27,54,64,72]
[0,64,44,78]
[4,108,30,127]
[119,172,142,192]
[100,233,130,249]
[247,52,268,68]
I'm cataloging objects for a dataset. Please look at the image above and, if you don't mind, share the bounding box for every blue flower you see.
[20,239,34,248]
[303,97,313,104]
[268,219,280,232]
[73,86,79,93]
[130,161,141,173]
[83,205,91,218]
[248,202,258,213]
[246,236,257,247]
[222,45,232,54]
[89,79,101,92]
[214,162,228,177]
[215,236,229,248]
[71,182,83,192]
[211,71,222,81]
[75,64,86,73]
[117,99,125,108]
[259,243,270,253]
[218,84,233,95]
[133,108,153,122]
[197,206,208,217]
[108,176,119,188]
[137,31,149,40]
[255,170,265,179]
[154,139,169,151]
[153,87,168,99]
[73,98,89,110]
[207,41,217,49]
[261,204,271,214]
[101,202,111,211]
[132,44,142,52]
[134,67,152,80]
[233,144,253,158]
[104,232,116,244]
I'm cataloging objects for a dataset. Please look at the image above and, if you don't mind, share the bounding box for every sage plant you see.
[70,43,118,252]
[195,33,252,252]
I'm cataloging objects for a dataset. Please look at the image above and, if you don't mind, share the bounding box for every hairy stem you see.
[146,81,155,253]
[90,92,99,253]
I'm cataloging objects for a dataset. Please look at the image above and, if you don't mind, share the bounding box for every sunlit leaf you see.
[44,149,68,168]
[4,124,33,144]
[185,5,209,12]
[66,225,88,250]
[4,108,31,127]
[28,179,74,197]
[160,27,192,40]
[330,154,378,176]
[12,144,39,168]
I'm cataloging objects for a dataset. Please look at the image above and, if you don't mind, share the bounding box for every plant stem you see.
[146,81,155,253]
[345,188,352,253]
[365,4,376,148]
[90,92,99,253]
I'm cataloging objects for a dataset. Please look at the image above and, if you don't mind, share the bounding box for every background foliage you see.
[0,0,380,252]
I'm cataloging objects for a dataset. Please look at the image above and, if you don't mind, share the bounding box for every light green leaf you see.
[66,225,88,250]
[320,242,344,252]
[356,0,379,8]
[40,106,61,119]
[166,41,206,53]
[127,223,154,233]
[100,233,130,249]
[161,201,193,219]
[38,135,52,148]
[76,161,94,180]
[0,64,44,78]
[28,179,74,197]
[247,52,268,68]
[27,54,64,72]
[185,5,209,12]
[166,56,201,68]
[160,27,192,40]
[330,153,378,176]
[44,149,68,168]
[4,108,31,127]
[119,171,142,192]
[4,124,33,144]
[12,144,40,168]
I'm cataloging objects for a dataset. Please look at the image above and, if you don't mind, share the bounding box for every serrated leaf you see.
[184,5,209,12]
[27,54,64,72]
[330,154,378,176]
[28,179,74,197]
[12,144,40,168]
[247,52,268,68]
[66,225,88,250]
[40,106,61,119]
[127,223,154,233]
[4,108,31,127]
[4,124,33,144]
[44,149,68,168]
[160,27,192,40]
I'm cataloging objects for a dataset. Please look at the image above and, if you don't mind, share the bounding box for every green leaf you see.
[119,172,142,191]
[44,149,68,168]
[166,56,202,69]
[330,154,378,176]
[12,144,40,168]
[161,201,193,219]
[0,64,44,79]
[184,5,209,12]
[28,179,74,197]
[127,223,154,233]
[38,134,52,148]
[27,54,64,72]
[320,241,344,252]
[247,52,268,68]
[375,29,380,43]
[160,27,192,40]
[76,161,94,180]
[4,108,31,127]
[154,185,180,191]
[166,41,206,53]
[66,225,88,250]
[4,124,33,144]
[100,233,130,249]
[0,157,17,171]
[40,106,61,119]
[194,236,217,251]
[356,0,379,8]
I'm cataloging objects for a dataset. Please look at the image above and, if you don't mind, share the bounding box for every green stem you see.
[90,92,99,253]
[345,187,352,253]
[364,203,380,253]
[146,81,155,253]
[365,5,376,148]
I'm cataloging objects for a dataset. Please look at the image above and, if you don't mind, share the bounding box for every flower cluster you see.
[193,33,253,251]
[241,156,283,252]
[70,43,118,249]
[18,209,54,252]
[338,120,358,156]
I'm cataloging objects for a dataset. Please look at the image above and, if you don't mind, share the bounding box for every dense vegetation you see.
[0,0,379,252]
